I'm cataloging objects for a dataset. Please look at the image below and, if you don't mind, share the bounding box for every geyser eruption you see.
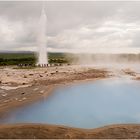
[37,6,48,66]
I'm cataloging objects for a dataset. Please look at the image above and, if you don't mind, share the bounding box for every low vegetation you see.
[0,52,71,66]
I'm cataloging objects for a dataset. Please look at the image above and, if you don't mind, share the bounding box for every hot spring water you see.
[1,78,140,128]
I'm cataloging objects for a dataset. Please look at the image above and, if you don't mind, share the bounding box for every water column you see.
[37,6,48,67]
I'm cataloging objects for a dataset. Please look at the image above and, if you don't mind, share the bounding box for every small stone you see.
[4,100,9,103]
[22,97,26,100]
[40,90,44,93]
[23,75,27,78]
[39,74,43,77]
[33,88,39,91]
[1,93,7,97]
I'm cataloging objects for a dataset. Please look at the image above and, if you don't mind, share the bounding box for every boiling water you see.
[1,78,140,128]
[37,6,48,65]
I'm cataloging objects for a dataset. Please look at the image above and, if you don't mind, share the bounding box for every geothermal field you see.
[1,1,140,139]
[0,61,140,138]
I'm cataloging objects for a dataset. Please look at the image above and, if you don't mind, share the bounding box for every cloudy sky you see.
[1,1,140,53]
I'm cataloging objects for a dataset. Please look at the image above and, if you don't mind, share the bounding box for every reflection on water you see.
[1,78,140,128]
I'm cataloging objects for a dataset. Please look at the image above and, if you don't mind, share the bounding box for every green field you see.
[0,52,71,66]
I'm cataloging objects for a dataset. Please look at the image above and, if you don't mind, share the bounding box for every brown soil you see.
[0,123,140,139]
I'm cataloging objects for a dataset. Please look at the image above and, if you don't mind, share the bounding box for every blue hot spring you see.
[1,78,140,128]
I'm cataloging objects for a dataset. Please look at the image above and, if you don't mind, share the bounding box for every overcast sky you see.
[1,1,140,53]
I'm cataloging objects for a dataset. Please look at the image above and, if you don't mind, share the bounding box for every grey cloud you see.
[0,1,140,53]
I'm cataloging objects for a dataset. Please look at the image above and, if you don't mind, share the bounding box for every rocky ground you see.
[0,64,140,139]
